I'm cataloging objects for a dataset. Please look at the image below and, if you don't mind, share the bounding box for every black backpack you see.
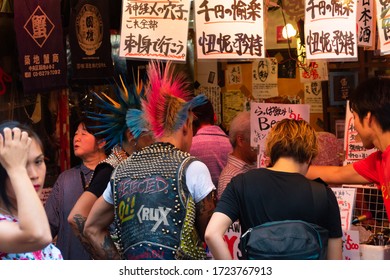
[239,180,329,260]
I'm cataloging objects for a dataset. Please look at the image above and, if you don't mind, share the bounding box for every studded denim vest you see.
[111,142,206,260]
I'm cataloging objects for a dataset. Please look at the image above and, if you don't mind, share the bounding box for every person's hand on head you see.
[0,127,32,173]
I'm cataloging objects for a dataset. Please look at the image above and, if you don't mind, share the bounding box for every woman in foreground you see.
[0,121,62,260]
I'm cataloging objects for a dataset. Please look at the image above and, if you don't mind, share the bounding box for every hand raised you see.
[0,127,32,172]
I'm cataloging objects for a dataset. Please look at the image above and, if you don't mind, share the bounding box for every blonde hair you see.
[265,119,318,166]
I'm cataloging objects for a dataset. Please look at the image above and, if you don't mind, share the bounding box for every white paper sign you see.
[304,82,323,114]
[375,0,390,55]
[304,0,358,60]
[194,0,265,59]
[251,58,278,100]
[223,221,242,260]
[332,187,356,231]
[342,230,361,260]
[119,0,191,61]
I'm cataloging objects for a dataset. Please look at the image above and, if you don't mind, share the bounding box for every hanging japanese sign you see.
[304,81,323,114]
[357,0,375,48]
[194,0,265,60]
[14,0,67,94]
[375,0,390,55]
[304,0,358,61]
[297,39,329,83]
[119,0,191,61]
[250,102,310,167]
[251,58,278,100]
[68,0,114,79]
[299,60,329,82]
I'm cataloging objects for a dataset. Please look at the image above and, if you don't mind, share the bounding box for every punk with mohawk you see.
[83,60,217,260]
[68,75,154,258]
[141,60,206,139]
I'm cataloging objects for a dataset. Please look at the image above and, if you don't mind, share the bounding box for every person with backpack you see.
[205,119,343,260]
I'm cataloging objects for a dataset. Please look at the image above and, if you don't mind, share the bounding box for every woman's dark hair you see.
[70,115,109,164]
[0,121,43,211]
[72,115,106,142]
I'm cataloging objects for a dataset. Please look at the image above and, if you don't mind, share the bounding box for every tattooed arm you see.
[83,195,120,260]
[68,163,115,257]
[195,190,216,242]
[67,191,99,255]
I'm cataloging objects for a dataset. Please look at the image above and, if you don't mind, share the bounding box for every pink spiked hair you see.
[142,60,207,138]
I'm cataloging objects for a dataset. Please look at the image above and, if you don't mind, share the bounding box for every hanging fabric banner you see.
[14,0,67,94]
[68,0,113,80]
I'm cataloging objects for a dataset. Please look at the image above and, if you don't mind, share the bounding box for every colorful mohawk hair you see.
[138,60,207,138]
[87,75,147,150]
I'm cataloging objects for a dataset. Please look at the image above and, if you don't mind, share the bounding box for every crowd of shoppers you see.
[1,62,389,260]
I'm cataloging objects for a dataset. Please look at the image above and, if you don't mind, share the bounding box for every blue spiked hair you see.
[87,76,147,150]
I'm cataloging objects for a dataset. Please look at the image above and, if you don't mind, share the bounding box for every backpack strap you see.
[309,178,328,224]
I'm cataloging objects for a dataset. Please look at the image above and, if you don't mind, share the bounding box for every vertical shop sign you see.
[251,58,278,100]
[357,0,375,48]
[250,102,310,167]
[226,65,242,85]
[304,0,358,61]
[119,0,191,61]
[69,0,113,79]
[332,187,360,260]
[375,0,390,54]
[304,81,323,114]
[332,187,356,231]
[14,0,67,94]
[195,0,265,59]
